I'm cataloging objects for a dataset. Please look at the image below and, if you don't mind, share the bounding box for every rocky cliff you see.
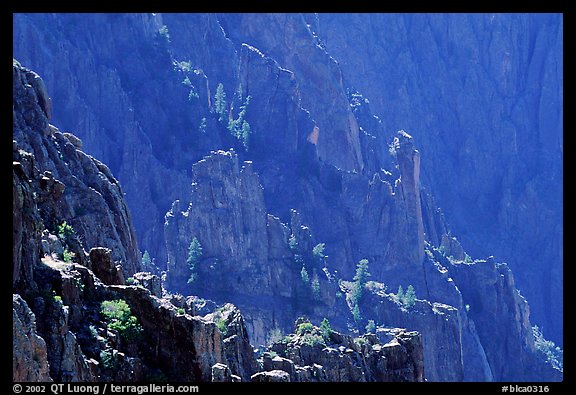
[13,60,423,383]
[317,13,563,346]
[13,13,562,382]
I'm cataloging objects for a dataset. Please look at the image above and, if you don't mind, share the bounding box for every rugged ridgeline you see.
[316,13,564,347]
[13,60,423,382]
[13,13,562,381]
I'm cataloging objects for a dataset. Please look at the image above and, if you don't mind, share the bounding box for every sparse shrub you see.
[198,117,207,134]
[301,333,325,347]
[158,25,170,42]
[57,221,76,241]
[267,328,283,346]
[126,277,136,285]
[365,320,376,334]
[100,299,143,342]
[533,326,563,371]
[62,249,74,263]
[311,275,321,298]
[296,322,314,336]
[215,317,228,337]
[312,243,326,262]
[100,349,117,370]
[288,234,298,251]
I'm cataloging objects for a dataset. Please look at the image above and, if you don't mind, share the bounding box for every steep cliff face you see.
[14,60,423,383]
[164,150,350,346]
[317,13,563,346]
[13,59,141,282]
[12,59,236,382]
[13,13,562,382]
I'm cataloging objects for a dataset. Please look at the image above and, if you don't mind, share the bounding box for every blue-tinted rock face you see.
[13,13,563,381]
[317,13,563,346]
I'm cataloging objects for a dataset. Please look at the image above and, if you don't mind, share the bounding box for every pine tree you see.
[142,250,152,267]
[353,259,371,285]
[404,285,416,308]
[187,237,203,284]
[214,83,227,122]
[311,275,321,298]
[300,266,310,284]
[397,285,404,302]
[351,259,371,305]
[320,318,333,341]
[352,303,362,323]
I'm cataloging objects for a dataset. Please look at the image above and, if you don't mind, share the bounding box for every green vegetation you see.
[57,222,77,263]
[352,303,362,323]
[215,317,228,337]
[57,221,76,241]
[296,322,314,336]
[198,117,207,134]
[62,249,74,263]
[312,243,326,263]
[100,299,143,342]
[158,25,170,42]
[126,277,136,285]
[300,266,310,284]
[53,295,63,304]
[404,285,416,308]
[533,326,563,371]
[188,88,199,101]
[365,320,376,334]
[319,318,333,341]
[288,234,298,251]
[177,308,185,315]
[301,333,325,347]
[99,349,116,370]
[354,336,367,347]
[187,237,203,284]
[227,95,252,149]
[397,285,404,301]
[142,250,152,267]
[214,83,227,122]
[351,259,371,305]
[88,325,99,339]
[311,275,321,298]
[397,284,416,309]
